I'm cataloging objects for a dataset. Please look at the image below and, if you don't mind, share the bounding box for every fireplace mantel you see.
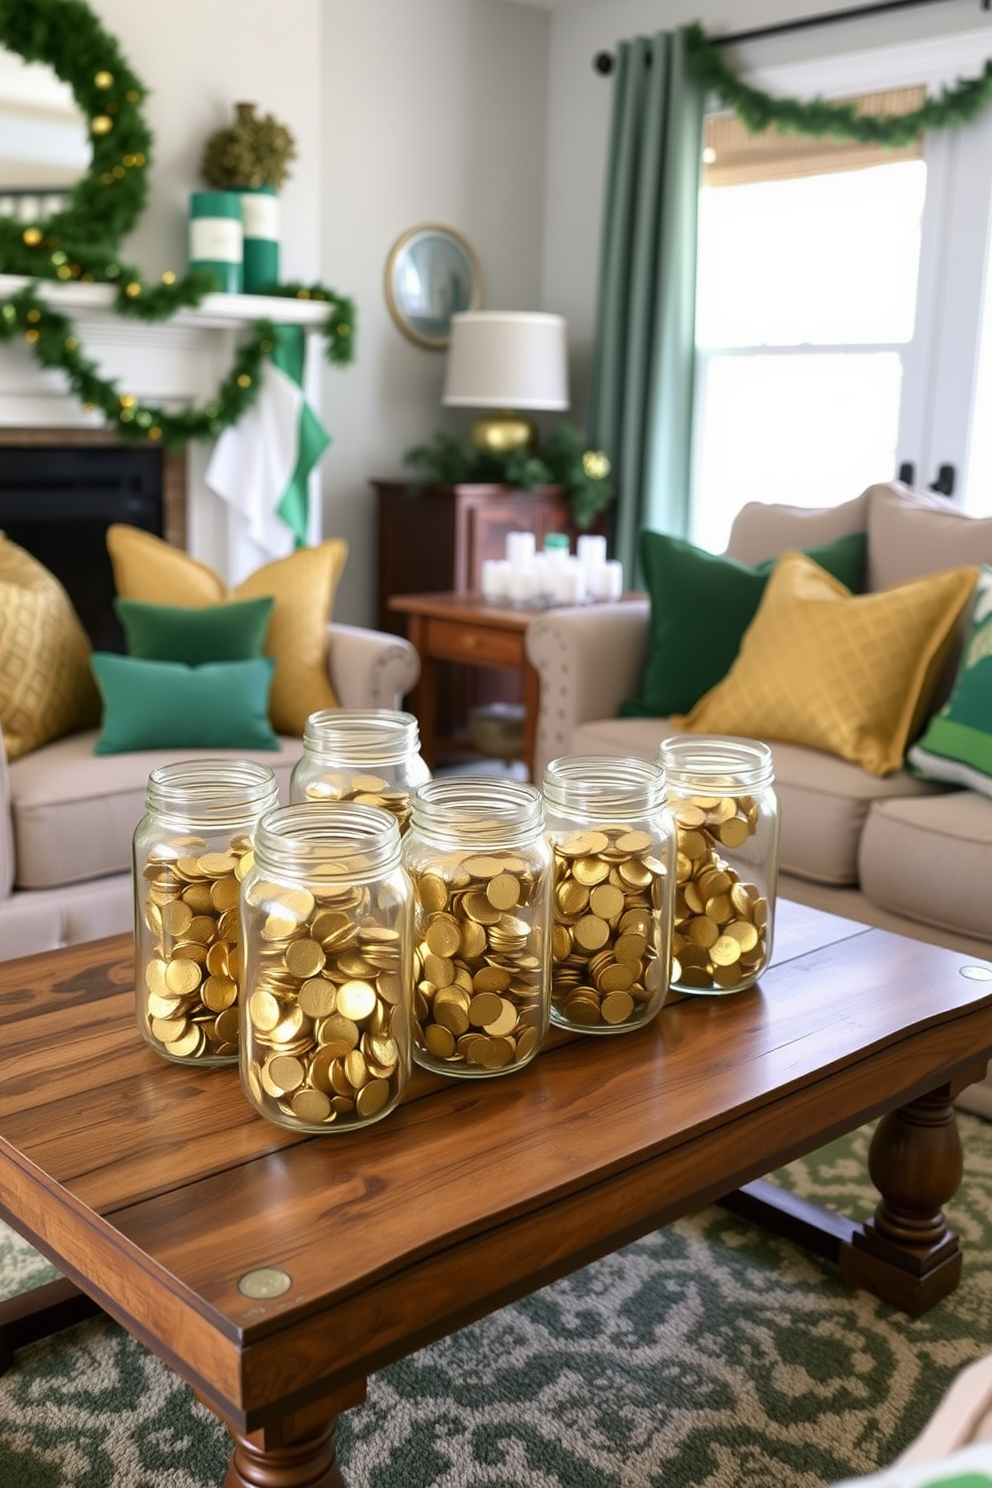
[0,276,330,578]
[0,274,331,332]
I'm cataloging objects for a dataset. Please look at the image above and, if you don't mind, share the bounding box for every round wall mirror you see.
[0,48,90,223]
[385,223,483,350]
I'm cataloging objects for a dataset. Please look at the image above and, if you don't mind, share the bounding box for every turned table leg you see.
[214,1383,367,1488]
[839,1082,964,1315]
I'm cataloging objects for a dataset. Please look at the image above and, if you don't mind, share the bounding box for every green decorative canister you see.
[188,190,243,293]
[241,185,279,293]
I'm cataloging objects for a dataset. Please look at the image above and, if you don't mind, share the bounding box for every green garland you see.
[404,425,615,530]
[684,21,992,143]
[0,0,355,443]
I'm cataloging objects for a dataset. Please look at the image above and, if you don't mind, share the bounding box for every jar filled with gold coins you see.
[657,736,780,995]
[133,760,280,1066]
[239,802,413,1133]
[542,755,676,1033]
[403,777,553,1078]
[289,709,430,834]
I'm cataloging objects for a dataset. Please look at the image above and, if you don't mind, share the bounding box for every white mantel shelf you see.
[0,274,331,332]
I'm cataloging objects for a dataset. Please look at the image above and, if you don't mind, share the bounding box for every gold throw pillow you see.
[0,533,101,761]
[106,526,348,736]
[674,550,978,776]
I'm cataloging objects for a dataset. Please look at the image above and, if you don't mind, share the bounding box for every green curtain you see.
[589,28,705,583]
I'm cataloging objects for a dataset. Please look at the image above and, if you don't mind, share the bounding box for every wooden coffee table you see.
[1,902,991,1487]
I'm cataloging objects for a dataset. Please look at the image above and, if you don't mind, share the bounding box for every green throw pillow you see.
[90,654,280,754]
[620,528,868,718]
[114,595,274,663]
[908,564,992,797]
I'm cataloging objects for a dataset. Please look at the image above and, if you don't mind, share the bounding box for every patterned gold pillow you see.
[106,526,348,736]
[0,534,101,761]
[675,551,978,777]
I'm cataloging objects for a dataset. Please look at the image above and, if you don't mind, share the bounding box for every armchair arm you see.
[326,622,420,711]
[526,600,651,782]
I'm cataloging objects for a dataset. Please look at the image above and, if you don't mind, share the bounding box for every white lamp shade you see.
[442,311,569,411]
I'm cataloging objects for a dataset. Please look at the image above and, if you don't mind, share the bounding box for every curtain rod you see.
[592,0,991,74]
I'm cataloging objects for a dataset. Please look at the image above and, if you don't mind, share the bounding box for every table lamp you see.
[442,311,569,455]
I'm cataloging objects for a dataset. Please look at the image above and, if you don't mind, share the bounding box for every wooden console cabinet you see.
[374,481,605,757]
[373,481,591,631]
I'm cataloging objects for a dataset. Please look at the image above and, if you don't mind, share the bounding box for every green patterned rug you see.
[4,1113,992,1488]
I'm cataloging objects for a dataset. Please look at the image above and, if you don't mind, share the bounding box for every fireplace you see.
[0,434,185,652]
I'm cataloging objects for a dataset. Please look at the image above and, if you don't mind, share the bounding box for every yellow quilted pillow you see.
[675,550,977,776]
[106,526,348,736]
[0,533,101,761]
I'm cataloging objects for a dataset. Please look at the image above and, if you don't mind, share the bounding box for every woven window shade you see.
[703,85,925,187]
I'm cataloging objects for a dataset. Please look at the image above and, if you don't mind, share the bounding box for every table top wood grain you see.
[1,901,990,1435]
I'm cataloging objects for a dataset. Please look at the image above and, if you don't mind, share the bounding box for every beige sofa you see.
[526,481,992,1112]
[0,622,420,962]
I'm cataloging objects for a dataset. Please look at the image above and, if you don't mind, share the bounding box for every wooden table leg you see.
[839,1082,964,1315]
[216,1383,367,1488]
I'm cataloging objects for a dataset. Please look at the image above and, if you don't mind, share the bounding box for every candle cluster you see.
[482,532,623,608]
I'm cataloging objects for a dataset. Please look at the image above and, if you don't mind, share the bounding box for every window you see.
[691,91,927,553]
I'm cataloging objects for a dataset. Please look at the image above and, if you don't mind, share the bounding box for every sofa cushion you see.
[867,482,992,591]
[90,654,281,754]
[114,595,275,663]
[675,553,976,776]
[106,526,347,736]
[567,716,946,886]
[724,488,869,567]
[859,789,992,944]
[8,730,304,891]
[621,529,866,718]
[0,534,101,762]
[909,565,992,798]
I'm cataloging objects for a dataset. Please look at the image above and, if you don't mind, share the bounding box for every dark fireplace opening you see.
[0,445,164,653]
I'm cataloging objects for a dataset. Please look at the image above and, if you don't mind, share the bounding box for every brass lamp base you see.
[468,409,538,456]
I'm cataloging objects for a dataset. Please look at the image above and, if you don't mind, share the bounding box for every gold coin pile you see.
[550,826,669,1028]
[242,874,407,1128]
[140,833,254,1061]
[303,772,414,832]
[411,852,548,1072]
[671,794,769,991]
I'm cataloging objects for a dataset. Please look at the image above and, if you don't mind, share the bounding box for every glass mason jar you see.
[543,756,676,1033]
[403,777,553,1078]
[658,736,780,995]
[239,802,413,1133]
[133,760,279,1066]
[289,709,430,835]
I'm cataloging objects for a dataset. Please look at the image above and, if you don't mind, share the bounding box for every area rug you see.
[3,1112,992,1488]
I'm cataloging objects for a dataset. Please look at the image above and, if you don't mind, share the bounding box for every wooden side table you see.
[388,592,543,777]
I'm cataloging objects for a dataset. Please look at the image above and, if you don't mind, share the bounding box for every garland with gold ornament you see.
[0,0,355,447]
[683,21,992,142]
[404,426,615,530]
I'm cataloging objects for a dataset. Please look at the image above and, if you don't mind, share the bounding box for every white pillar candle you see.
[506,565,535,604]
[553,558,587,606]
[590,559,624,602]
[481,558,510,601]
[505,531,537,569]
[577,534,607,575]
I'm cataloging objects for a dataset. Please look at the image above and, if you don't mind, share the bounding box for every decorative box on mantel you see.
[0,274,329,581]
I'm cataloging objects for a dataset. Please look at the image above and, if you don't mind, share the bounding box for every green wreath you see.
[684,21,992,143]
[0,0,355,446]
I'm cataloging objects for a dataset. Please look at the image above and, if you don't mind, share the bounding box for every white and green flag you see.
[206,323,330,577]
